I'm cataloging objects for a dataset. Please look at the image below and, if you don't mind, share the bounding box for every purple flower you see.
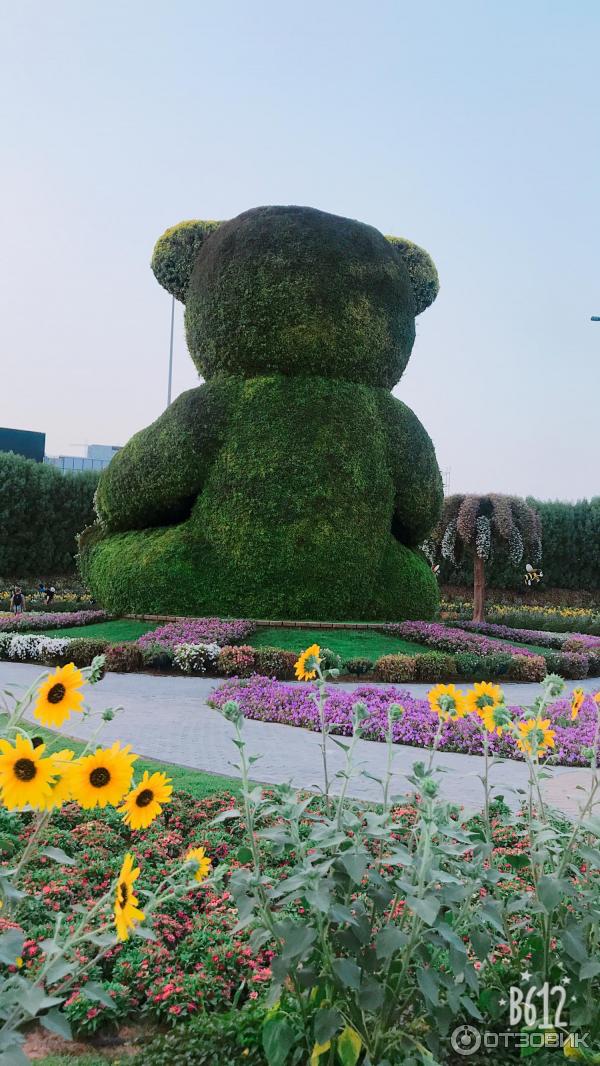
[209,676,600,767]
[0,610,108,632]
[138,618,256,653]
[381,621,538,658]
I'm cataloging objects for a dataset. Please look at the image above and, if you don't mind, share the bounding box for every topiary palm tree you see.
[423,494,542,622]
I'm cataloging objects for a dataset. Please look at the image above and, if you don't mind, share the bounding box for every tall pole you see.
[167,294,175,406]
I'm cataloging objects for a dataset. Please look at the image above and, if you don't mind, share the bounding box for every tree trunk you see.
[473,555,485,622]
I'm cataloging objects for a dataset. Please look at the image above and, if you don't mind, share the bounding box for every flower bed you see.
[459,618,600,651]
[137,618,256,652]
[442,598,600,634]
[0,609,108,632]
[209,675,600,766]
[380,620,539,657]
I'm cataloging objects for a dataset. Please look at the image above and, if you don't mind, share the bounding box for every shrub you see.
[506,654,547,681]
[344,657,374,676]
[252,646,297,680]
[136,1005,267,1065]
[543,651,589,680]
[454,651,512,679]
[140,642,176,671]
[65,637,110,667]
[414,652,457,682]
[374,654,418,682]
[173,642,221,675]
[217,645,256,677]
[319,647,343,672]
[104,643,144,673]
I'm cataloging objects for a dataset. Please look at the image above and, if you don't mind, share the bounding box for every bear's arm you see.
[95,378,237,533]
[376,391,443,547]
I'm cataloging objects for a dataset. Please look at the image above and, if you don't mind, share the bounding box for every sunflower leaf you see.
[41,846,76,866]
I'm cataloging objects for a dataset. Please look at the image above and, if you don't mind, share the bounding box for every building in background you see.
[0,426,46,462]
[44,443,121,473]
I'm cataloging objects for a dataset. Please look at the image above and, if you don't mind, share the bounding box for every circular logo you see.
[451,1025,482,1057]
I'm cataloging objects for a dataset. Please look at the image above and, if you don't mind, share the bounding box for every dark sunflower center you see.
[47,683,66,704]
[31,737,44,749]
[118,881,128,908]
[14,758,37,782]
[135,788,154,808]
[90,767,111,788]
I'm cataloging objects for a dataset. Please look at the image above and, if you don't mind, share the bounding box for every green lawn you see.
[250,626,428,660]
[33,620,157,642]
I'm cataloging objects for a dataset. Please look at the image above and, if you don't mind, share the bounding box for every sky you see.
[1,0,598,501]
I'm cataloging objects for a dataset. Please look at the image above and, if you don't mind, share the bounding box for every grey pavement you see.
[1,663,598,816]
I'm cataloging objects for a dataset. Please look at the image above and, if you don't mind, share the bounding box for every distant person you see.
[10,587,25,614]
[45,585,55,605]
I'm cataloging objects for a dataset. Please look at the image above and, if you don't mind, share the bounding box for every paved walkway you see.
[1,663,598,816]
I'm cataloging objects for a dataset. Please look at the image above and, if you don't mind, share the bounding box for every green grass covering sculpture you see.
[81,206,443,619]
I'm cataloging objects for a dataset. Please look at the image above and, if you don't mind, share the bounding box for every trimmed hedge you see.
[184,205,418,387]
[83,206,443,621]
[85,375,441,620]
[0,452,98,574]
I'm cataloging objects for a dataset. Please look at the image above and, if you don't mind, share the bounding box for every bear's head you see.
[151,205,438,388]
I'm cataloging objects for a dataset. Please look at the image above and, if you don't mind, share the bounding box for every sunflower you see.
[185,846,212,883]
[38,749,76,810]
[466,682,504,716]
[571,688,585,721]
[428,683,467,722]
[594,692,600,706]
[33,663,86,728]
[0,734,57,810]
[69,742,138,808]
[295,644,321,681]
[118,771,173,829]
[114,853,145,941]
[515,717,555,758]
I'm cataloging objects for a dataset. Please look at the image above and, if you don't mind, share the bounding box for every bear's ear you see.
[385,236,439,315]
[151,220,223,301]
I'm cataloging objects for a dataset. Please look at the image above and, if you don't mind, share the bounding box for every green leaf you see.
[562,928,588,963]
[339,851,370,885]
[314,1008,342,1044]
[375,926,408,960]
[580,959,600,979]
[40,846,76,866]
[332,958,361,989]
[44,958,73,984]
[262,1014,296,1066]
[82,982,116,1009]
[470,928,492,961]
[0,928,25,965]
[40,1007,72,1040]
[537,875,569,913]
[505,853,530,870]
[237,846,254,864]
[209,808,242,825]
[417,967,439,1006]
[21,987,63,1017]
[406,895,440,926]
[337,1026,362,1066]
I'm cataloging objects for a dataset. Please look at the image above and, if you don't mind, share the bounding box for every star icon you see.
[561,976,571,985]
[499,998,507,1007]
[522,971,532,983]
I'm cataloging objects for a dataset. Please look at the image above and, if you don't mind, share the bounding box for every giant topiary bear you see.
[81,206,443,620]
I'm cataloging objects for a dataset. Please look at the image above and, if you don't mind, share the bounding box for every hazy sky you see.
[1,0,598,500]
